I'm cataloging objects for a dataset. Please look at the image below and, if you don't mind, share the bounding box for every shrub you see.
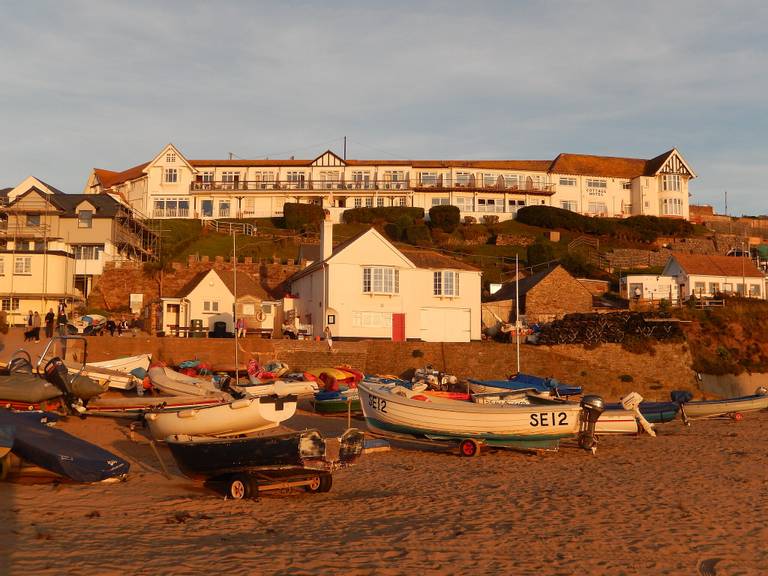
[526,239,556,267]
[283,203,325,230]
[405,224,432,246]
[428,205,461,233]
[342,207,424,225]
[463,216,477,225]
[482,215,499,225]
[460,224,490,244]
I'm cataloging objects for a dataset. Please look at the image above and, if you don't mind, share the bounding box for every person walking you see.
[323,325,334,353]
[32,311,41,342]
[44,308,55,338]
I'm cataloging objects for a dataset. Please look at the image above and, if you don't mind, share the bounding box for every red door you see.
[392,313,405,341]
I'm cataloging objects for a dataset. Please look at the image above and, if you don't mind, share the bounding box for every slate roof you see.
[175,269,269,299]
[670,254,764,278]
[484,265,587,302]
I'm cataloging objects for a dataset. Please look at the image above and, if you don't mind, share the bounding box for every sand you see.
[1,404,767,576]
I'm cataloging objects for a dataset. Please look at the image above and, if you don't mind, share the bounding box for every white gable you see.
[654,149,696,179]
[144,143,196,174]
[328,228,415,268]
[8,176,59,202]
[76,200,96,213]
[312,150,346,167]
[186,270,233,301]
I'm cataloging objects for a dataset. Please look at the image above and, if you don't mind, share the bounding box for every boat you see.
[145,394,298,440]
[87,353,152,374]
[358,379,599,453]
[468,374,583,397]
[604,400,680,424]
[311,388,361,415]
[75,353,151,390]
[165,428,365,499]
[85,394,227,415]
[236,379,318,398]
[674,387,768,421]
[305,367,358,386]
[0,371,63,404]
[147,365,223,397]
[0,409,129,482]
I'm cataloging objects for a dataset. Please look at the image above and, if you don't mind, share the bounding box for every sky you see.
[0,0,766,215]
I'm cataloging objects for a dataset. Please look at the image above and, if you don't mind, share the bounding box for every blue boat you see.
[0,409,129,482]
[469,373,583,397]
[604,401,680,424]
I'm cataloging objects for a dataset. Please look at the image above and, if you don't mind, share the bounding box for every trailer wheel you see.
[305,473,333,493]
[227,474,251,500]
[731,412,743,421]
[459,439,480,458]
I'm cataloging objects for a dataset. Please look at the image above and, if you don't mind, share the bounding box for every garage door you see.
[419,307,471,342]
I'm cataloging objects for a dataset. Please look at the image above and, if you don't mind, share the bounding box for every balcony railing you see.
[189,178,554,195]
[152,208,190,218]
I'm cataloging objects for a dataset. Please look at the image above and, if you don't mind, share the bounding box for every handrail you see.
[36,335,88,378]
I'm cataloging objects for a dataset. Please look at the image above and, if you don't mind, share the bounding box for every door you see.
[201,200,213,218]
[419,308,471,342]
[392,313,405,342]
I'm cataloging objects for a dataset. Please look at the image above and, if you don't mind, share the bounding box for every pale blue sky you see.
[1,0,766,214]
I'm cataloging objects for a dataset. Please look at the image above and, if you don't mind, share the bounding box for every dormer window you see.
[164,168,178,183]
[78,210,93,228]
[166,152,176,163]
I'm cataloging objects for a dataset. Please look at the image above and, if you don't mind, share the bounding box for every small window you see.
[166,152,176,163]
[242,303,255,315]
[376,197,385,207]
[559,177,576,187]
[354,197,362,208]
[78,210,93,228]
[14,256,31,275]
[622,181,632,190]
[586,179,607,189]
[1,297,19,311]
[26,213,40,227]
[434,271,460,297]
[164,168,178,183]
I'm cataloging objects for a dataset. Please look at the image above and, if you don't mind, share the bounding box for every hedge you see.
[283,203,325,230]
[428,205,461,233]
[342,207,424,225]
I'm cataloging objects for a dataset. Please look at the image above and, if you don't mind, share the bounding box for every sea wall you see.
[85,337,696,400]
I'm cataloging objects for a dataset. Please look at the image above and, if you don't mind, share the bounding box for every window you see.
[376,197,385,207]
[365,197,373,208]
[26,213,40,227]
[709,282,720,294]
[242,303,255,316]
[78,210,93,228]
[559,177,576,187]
[354,197,362,208]
[622,181,632,190]
[254,171,274,189]
[483,174,499,188]
[736,284,746,296]
[749,284,761,297]
[588,202,607,214]
[352,171,372,189]
[586,179,607,189]
[201,200,213,218]
[693,282,706,295]
[319,171,339,189]
[164,168,178,183]
[455,172,471,187]
[560,201,578,212]
[508,199,525,207]
[203,301,219,313]
[504,174,520,188]
[384,171,405,184]
[398,197,407,207]
[661,198,683,216]
[723,283,733,293]
[431,197,450,206]
[1,298,19,311]
[14,256,31,275]
[74,245,103,260]
[166,152,176,163]
[286,171,305,189]
[219,201,230,218]
[419,172,438,187]
[362,267,399,294]
[351,311,393,328]
[433,271,460,296]
[662,174,681,192]
[222,171,241,190]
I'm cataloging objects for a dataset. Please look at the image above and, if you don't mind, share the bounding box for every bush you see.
[526,239,556,267]
[283,203,325,230]
[463,216,477,225]
[342,207,424,225]
[482,215,499,225]
[460,224,490,244]
[404,224,432,246]
[428,205,460,233]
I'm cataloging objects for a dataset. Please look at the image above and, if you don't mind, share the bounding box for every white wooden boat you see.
[595,408,639,434]
[681,388,768,420]
[86,394,228,415]
[88,354,151,374]
[145,394,298,440]
[236,379,318,398]
[80,354,151,390]
[148,366,221,397]
[358,380,585,452]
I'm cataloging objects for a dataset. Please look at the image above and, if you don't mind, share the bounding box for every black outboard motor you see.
[43,357,79,415]
[671,390,694,426]
[578,395,605,452]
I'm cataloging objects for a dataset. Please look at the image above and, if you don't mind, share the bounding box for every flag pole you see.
[515,254,520,374]
[233,229,239,384]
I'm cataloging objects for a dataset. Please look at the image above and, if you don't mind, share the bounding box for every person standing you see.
[24,310,34,341]
[32,311,41,342]
[236,317,246,338]
[44,308,55,338]
[57,304,68,336]
[323,325,334,353]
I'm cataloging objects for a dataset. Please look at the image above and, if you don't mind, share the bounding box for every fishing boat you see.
[674,387,768,421]
[145,394,298,440]
[468,374,582,397]
[165,428,365,499]
[358,379,602,454]
[148,365,222,397]
[311,388,361,415]
[0,409,129,482]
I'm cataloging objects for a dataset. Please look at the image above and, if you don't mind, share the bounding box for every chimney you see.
[320,210,333,261]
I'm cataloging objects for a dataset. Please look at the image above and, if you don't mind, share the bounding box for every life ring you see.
[255,310,266,322]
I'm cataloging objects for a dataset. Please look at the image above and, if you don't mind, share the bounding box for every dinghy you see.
[0,409,129,482]
[145,394,298,440]
[311,388,361,414]
[358,380,602,453]
[86,394,228,415]
[0,372,63,404]
[236,379,318,398]
[674,387,768,421]
[148,366,222,397]
[75,354,151,390]
[469,374,582,397]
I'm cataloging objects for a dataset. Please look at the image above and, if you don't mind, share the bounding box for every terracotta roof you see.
[399,248,479,271]
[670,254,764,278]
[93,162,150,188]
[190,159,310,168]
[549,153,649,179]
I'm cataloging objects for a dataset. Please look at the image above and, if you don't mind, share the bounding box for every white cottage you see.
[289,221,482,342]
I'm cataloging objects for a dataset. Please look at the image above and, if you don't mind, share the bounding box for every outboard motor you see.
[578,395,605,452]
[43,357,80,415]
[671,390,694,426]
[756,386,767,396]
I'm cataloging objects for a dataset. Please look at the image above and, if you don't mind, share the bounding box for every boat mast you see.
[515,254,520,374]
[233,229,239,384]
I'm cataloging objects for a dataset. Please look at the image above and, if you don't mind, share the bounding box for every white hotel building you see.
[84,144,695,222]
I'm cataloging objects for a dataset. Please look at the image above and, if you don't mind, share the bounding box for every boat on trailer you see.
[674,387,768,421]
[358,380,604,455]
[165,428,365,499]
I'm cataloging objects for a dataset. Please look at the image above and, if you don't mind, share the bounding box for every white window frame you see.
[362,267,399,295]
[662,174,681,192]
[433,270,460,297]
[1,297,19,311]
[586,178,607,189]
[560,200,578,212]
[78,210,93,228]
[164,168,178,183]
[203,300,220,313]
[14,256,31,275]
[559,177,577,186]
[354,197,362,208]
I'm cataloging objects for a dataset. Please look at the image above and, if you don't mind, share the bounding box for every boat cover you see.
[469,373,582,396]
[0,409,129,482]
[0,373,63,403]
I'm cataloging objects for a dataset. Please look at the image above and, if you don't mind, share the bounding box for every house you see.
[84,143,695,223]
[0,177,157,323]
[482,265,594,325]
[288,219,482,342]
[159,268,277,336]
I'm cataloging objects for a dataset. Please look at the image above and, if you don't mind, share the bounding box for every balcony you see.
[189,178,554,195]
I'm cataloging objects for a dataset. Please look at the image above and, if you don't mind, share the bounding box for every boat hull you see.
[86,395,226,415]
[595,409,639,434]
[605,401,680,424]
[358,381,582,450]
[148,366,222,397]
[682,394,768,419]
[145,395,298,440]
[0,373,63,403]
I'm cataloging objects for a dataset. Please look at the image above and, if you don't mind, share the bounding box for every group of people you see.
[24,303,68,342]
[104,317,141,337]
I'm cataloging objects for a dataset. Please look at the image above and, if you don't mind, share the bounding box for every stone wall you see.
[85,336,695,401]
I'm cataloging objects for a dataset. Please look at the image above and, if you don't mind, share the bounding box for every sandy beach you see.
[1,404,767,576]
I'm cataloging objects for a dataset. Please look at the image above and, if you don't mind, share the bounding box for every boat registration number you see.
[530,412,568,427]
[368,396,388,413]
